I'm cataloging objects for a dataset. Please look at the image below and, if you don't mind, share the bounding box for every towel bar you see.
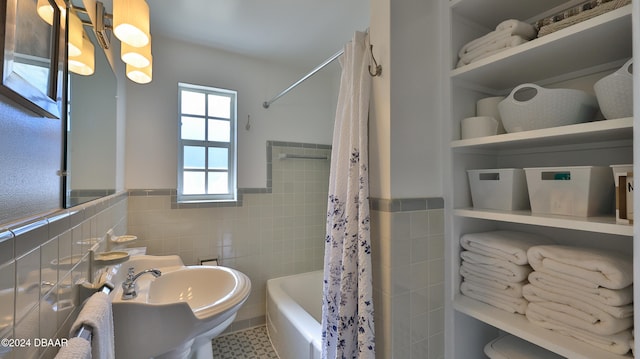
[73,283,113,342]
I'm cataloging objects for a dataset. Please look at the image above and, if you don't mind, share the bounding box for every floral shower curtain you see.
[321,31,375,359]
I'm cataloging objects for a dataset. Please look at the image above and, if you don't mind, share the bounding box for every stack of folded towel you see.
[457,19,538,68]
[524,245,634,355]
[459,230,553,314]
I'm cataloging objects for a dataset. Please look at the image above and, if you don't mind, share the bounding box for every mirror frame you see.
[0,0,64,119]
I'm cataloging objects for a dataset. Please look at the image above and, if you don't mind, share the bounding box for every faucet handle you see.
[126,267,135,280]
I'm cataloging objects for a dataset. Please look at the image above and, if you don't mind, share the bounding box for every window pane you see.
[183,171,205,194]
[208,147,228,170]
[208,94,231,119]
[181,116,205,140]
[208,172,228,194]
[208,119,230,142]
[184,146,205,169]
[181,90,205,115]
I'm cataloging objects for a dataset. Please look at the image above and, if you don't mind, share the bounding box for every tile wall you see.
[0,194,128,359]
[371,198,445,359]
[125,141,332,330]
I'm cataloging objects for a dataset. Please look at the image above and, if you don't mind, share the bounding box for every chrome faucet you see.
[121,267,161,300]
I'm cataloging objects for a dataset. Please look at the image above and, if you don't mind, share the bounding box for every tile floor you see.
[211,325,280,359]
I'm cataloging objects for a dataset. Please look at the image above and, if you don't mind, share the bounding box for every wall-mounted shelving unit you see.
[443,1,636,358]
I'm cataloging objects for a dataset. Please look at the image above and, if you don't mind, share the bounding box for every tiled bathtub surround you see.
[0,193,128,359]
[371,197,445,359]
[126,141,332,330]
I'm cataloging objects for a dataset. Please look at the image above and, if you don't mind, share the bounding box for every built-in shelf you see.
[454,208,633,236]
[451,5,632,91]
[454,295,633,359]
[447,1,636,357]
[450,0,571,28]
[451,117,633,150]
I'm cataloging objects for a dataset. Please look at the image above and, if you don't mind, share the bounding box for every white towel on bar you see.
[528,271,633,307]
[70,292,115,359]
[458,19,537,58]
[54,337,92,359]
[460,230,553,265]
[461,281,528,314]
[527,245,633,290]
[523,284,633,329]
[461,251,532,282]
[460,265,525,298]
[526,304,633,355]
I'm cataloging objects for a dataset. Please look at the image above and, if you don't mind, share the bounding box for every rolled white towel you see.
[460,265,526,298]
[460,230,553,265]
[461,251,532,282]
[526,304,633,355]
[528,271,633,307]
[527,245,633,290]
[461,281,528,314]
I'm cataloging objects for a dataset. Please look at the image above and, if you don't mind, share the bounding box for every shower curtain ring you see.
[368,44,382,77]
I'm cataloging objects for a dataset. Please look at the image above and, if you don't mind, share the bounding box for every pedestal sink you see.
[109,255,251,359]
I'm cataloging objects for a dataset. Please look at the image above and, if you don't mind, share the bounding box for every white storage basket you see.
[498,83,598,133]
[594,58,633,120]
[524,166,614,217]
[467,169,529,211]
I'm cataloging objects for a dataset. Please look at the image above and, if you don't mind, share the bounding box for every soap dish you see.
[112,235,137,243]
[94,251,130,265]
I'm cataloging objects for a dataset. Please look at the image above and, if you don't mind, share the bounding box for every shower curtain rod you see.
[263,42,381,109]
[263,49,344,109]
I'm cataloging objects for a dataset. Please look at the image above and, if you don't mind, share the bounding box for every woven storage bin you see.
[499,84,598,133]
[594,59,633,120]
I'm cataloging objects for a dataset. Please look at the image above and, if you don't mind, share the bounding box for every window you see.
[178,83,237,202]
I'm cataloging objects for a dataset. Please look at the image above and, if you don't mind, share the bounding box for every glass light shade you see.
[36,0,65,25]
[36,0,55,25]
[68,11,83,57]
[121,40,151,68]
[68,34,95,76]
[126,61,153,84]
[113,0,150,48]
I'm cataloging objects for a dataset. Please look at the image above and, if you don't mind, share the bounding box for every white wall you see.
[125,34,338,189]
[370,0,443,199]
[389,0,442,198]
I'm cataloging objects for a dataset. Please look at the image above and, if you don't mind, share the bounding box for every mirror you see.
[64,28,117,207]
[0,0,63,118]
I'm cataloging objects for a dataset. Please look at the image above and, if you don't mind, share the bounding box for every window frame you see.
[177,82,237,203]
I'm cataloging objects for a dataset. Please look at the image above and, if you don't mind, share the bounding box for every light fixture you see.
[37,0,59,25]
[37,0,153,83]
[126,59,153,84]
[121,37,152,68]
[68,32,95,76]
[113,0,150,48]
[68,11,84,57]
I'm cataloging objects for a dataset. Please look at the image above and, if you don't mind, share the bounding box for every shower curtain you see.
[321,31,375,359]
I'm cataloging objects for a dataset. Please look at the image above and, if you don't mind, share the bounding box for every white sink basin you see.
[109,256,251,359]
[147,266,250,320]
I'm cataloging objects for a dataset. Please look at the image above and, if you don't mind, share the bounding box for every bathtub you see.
[266,270,323,359]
